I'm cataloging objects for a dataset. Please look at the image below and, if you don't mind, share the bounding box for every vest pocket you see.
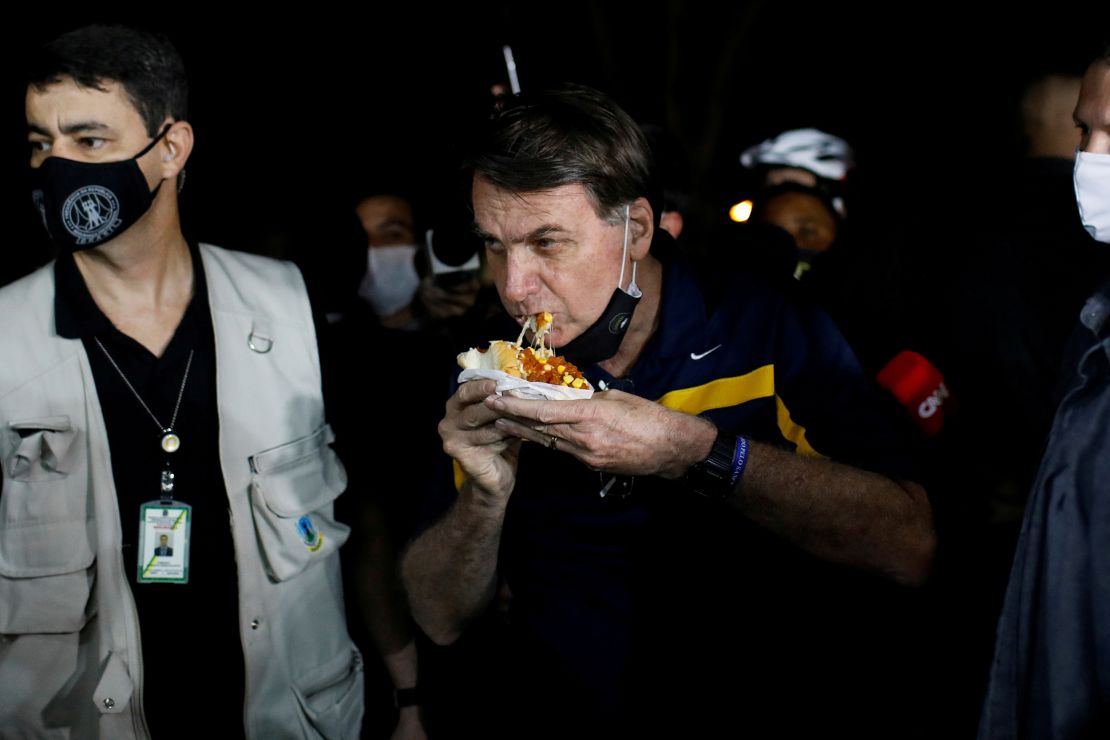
[0,493,95,634]
[293,646,364,740]
[248,424,350,582]
[1,416,77,482]
[0,417,95,635]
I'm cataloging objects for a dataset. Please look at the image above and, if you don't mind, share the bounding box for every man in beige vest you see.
[0,25,363,739]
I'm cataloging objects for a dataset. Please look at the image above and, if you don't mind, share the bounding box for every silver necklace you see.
[94,337,194,455]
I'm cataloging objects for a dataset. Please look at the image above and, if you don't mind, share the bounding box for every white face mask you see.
[358,244,420,317]
[1074,150,1110,243]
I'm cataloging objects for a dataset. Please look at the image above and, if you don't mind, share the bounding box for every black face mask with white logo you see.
[30,125,168,252]
[557,205,643,367]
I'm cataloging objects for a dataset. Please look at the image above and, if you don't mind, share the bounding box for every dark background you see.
[3,2,1107,283]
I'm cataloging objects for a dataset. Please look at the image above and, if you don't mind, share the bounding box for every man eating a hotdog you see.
[402,85,936,737]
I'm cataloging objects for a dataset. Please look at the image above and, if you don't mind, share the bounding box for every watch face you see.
[686,432,739,500]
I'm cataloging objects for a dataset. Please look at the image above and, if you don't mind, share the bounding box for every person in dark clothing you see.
[401,84,936,737]
[942,69,1110,521]
[979,44,1110,739]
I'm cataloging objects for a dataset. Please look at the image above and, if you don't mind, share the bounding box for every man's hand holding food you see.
[487,389,716,480]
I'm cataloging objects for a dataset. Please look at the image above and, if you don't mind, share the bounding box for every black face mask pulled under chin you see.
[557,204,645,367]
[557,282,642,367]
[30,126,168,253]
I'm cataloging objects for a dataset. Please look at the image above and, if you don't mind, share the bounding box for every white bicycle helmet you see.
[740,128,855,182]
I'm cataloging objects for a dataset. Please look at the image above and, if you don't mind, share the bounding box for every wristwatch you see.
[683,428,754,503]
[684,429,739,500]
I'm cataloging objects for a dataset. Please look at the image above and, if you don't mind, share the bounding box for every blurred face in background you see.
[1073,60,1110,244]
[1075,61,1110,155]
[756,190,838,253]
[355,195,416,247]
[354,194,421,317]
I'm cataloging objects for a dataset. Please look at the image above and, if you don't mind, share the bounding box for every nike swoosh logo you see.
[690,344,723,361]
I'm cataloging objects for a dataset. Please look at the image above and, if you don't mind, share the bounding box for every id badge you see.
[137,501,192,584]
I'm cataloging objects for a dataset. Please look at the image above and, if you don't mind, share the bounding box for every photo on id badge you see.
[138,503,191,584]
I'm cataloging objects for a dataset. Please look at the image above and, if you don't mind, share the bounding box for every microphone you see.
[876,350,952,437]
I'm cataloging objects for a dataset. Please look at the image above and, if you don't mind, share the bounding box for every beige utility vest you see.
[0,244,363,739]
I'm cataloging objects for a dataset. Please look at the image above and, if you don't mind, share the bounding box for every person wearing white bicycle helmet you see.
[740,127,854,217]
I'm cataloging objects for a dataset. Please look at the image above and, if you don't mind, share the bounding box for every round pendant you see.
[161,432,181,453]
